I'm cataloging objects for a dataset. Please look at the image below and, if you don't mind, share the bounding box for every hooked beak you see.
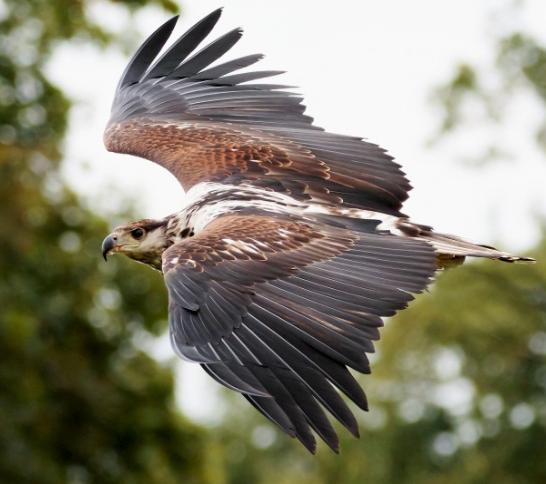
[101,234,117,261]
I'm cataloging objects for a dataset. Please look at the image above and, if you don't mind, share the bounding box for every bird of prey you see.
[101,9,532,453]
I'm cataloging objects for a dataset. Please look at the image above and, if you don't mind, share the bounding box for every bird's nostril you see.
[112,235,118,241]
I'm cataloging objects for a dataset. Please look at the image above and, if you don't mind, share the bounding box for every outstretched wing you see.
[104,10,411,215]
[162,214,436,452]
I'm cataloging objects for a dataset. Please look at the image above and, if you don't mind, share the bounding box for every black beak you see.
[101,234,116,261]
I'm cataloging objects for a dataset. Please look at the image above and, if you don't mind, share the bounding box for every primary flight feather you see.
[101,9,532,453]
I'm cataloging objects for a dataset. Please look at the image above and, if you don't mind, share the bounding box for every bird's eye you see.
[130,228,145,240]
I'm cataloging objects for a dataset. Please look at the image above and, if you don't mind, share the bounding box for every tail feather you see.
[313,213,535,266]
[397,221,535,264]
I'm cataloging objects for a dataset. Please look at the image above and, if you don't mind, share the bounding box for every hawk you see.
[101,9,532,453]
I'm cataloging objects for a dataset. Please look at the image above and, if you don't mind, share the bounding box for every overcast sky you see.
[47,0,546,422]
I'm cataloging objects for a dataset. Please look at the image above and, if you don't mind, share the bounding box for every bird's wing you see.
[162,213,436,452]
[104,10,411,215]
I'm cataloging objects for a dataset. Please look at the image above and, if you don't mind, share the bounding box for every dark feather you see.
[170,28,243,79]
[144,9,222,80]
[193,54,264,80]
[215,70,286,85]
[118,15,178,88]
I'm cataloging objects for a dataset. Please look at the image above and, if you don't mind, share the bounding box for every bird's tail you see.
[395,220,535,268]
[313,212,535,268]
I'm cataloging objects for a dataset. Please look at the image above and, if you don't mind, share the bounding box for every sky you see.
[47,0,546,422]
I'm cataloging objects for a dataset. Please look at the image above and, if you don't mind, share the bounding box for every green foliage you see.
[0,1,217,483]
[431,1,546,162]
[432,64,478,133]
[0,162,211,483]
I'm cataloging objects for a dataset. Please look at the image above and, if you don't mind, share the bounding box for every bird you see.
[100,9,533,453]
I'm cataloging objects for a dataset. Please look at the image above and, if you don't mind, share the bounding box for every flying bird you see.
[101,9,532,453]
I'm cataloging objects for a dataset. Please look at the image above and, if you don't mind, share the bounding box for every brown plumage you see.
[105,118,409,214]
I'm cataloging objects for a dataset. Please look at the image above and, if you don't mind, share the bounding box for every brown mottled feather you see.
[105,118,405,211]
[162,214,347,273]
[105,120,319,190]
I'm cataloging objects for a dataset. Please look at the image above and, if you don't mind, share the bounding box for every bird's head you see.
[101,218,172,271]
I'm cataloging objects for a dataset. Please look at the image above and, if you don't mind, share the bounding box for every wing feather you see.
[193,54,265,80]
[117,16,179,88]
[162,213,436,451]
[143,8,223,80]
[105,10,413,214]
[170,28,243,79]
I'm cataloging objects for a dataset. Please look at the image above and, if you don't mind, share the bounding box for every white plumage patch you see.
[181,182,306,233]
[222,238,260,254]
[175,182,408,239]
[139,226,169,251]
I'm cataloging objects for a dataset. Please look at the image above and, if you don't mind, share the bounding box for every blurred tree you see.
[430,0,546,165]
[0,1,220,483]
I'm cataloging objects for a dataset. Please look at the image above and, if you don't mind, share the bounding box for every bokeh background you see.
[1,1,545,483]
